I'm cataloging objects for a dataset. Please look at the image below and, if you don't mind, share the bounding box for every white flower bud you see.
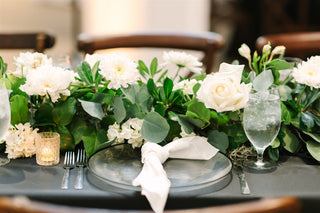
[238,44,251,61]
[262,44,271,55]
[271,46,286,55]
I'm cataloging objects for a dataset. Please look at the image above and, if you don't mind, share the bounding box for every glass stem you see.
[256,149,264,165]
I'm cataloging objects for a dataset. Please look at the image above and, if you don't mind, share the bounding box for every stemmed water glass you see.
[243,90,281,170]
[0,83,10,165]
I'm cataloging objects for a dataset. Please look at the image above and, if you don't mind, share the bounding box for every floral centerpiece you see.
[0,44,320,163]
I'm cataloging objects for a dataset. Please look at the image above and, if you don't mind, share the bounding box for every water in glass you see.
[243,90,281,170]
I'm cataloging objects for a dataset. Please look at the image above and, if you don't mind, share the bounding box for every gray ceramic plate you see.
[88,143,232,195]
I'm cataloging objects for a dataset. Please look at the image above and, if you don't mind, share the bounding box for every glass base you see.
[0,157,10,166]
[243,158,276,171]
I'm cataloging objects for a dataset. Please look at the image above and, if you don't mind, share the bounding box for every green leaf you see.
[302,131,320,143]
[81,126,97,157]
[69,117,88,144]
[163,77,173,100]
[300,112,314,128]
[77,61,93,85]
[207,130,229,153]
[56,125,74,151]
[91,61,100,82]
[10,95,29,125]
[306,140,320,161]
[141,112,170,143]
[79,99,104,120]
[114,96,126,123]
[278,85,292,101]
[253,69,273,91]
[150,57,158,77]
[281,102,291,125]
[52,97,77,126]
[147,79,159,100]
[267,147,279,162]
[221,123,248,144]
[267,59,291,71]
[280,126,300,153]
[186,101,211,124]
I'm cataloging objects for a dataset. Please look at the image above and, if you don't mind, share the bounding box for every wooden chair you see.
[77,31,225,74]
[0,196,301,213]
[256,31,320,60]
[0,32,55,53]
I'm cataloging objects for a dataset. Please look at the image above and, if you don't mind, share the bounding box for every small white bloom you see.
[12,52,52,78]
[107,118,144,148]
[197,62,252,112]
[121,118,144,149]
[292,56,320,88]
[5,123,38,159]
[173,79,201,95]
[20,65,75,102]
[86,53,139,89]
[107,123,125,144]
[163,51,203,74]
[238,44,251,61]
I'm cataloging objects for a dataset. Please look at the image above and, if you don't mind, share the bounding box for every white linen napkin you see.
[132,136,219,213]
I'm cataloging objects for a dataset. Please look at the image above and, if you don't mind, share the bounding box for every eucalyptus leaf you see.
[300,112,315,128]
[114,96,126,123]
[207,130,229,153]
[79,99,104,120]
[141,112,170,143]
[252,69,274,91]
[278,85,292,101]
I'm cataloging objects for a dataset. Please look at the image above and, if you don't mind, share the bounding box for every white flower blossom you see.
[5,123,38,159]
[173,79,201,95]
[292,56,320,88]
[85,53,139,89]
[271,45,286,56]
[12,52,52,78]
[107,123,125,144]
[107,118,144,149]
[262,44,271,55]
[20,65,75,102]
[163,51,202,74]
[197,62,252,112]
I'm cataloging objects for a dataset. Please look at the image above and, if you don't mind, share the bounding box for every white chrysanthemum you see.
[121,118,144,149]
[84,53,104,68]
[173,79,201,95]
[20,65,75,102]
[107,123,125,144]
[292,56,320,88]
[5,123,38,159]
[12,52,52,78]
[86,53,139,89]
[163,51,203,74]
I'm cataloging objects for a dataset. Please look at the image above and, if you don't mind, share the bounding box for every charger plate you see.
[88,143,232,195]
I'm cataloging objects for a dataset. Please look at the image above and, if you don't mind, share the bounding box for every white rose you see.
[197,63,252,112]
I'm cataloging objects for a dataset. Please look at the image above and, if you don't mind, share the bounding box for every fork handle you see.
[75,166,84,190]
[61,168,70,189]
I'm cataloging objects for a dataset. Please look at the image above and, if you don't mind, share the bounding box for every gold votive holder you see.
[36,132,60,166]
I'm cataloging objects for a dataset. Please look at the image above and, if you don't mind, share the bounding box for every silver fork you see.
[61,151,75,189]
[74,149,87,190]
[234,165,251,195]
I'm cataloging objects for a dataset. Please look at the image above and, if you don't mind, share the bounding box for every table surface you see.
[0,154,319,212]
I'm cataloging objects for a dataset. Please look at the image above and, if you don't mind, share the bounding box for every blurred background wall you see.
[1,0,320,71]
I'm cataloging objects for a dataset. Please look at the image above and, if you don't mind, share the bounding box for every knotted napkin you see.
[132,136,218,213]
